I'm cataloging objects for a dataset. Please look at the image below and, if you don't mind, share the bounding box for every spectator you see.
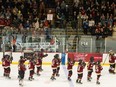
[77,12,83,31]
[24,20,31,30]
[56,2,61,14]
[95,28,101,53]
[60,13,66,28]
[60,0,66,14]
[71,11,77,30]
[64,5,69,22]
[18,23,24,34]
[56,12,62,28]
[39,1,45,19]
[88,18,95,34]
[83,19,89,35]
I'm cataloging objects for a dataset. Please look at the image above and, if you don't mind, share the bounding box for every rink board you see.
[0,52,115,65]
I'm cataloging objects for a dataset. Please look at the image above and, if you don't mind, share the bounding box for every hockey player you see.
[1,55,7,76]
[109,50,116,74]
[87,56,95,81]
[50,54,58,80]
[4,55,12,79]
[28,58,35,81]
[56,54,61,77]
[36,56,42,76]
[18,58,26,86]
[76,59,86,84]
[95,60,103,84]
[18,56,27,78]
[67,58,75,81]
[39,49,48,71]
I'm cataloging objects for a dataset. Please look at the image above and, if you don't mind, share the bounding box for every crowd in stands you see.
[0,0,116,38]
[0,0,115,53]
[72,0,116,37]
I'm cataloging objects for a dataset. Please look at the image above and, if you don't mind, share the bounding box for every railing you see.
[1,34,116,53]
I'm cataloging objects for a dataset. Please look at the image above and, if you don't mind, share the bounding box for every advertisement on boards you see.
[68,52,103,62]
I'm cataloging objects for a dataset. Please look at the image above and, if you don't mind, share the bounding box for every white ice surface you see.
[0,65,116,87]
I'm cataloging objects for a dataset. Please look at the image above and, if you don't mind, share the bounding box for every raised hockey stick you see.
[2,36,5,57]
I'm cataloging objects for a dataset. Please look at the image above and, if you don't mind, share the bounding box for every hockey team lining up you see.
[1,49,116,86]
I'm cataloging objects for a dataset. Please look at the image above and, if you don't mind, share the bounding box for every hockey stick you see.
[114,54,116,73]
[103,53,109,65]
[2,36,5,57]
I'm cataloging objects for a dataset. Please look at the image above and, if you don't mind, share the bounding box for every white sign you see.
[47,14,53,20]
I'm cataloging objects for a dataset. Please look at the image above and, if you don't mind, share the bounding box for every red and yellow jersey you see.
[4,59,11,68]
[109,55,116,64]
[28,61,35,70]
[77,64,85,74]
[87,62,95,70]
[67,61,74,71]
[95,65,103,75]
[36,58,42,67]
[18,63,26,71]
[51,58,58,69]
[57,58,61,67]
[18,58,26,64]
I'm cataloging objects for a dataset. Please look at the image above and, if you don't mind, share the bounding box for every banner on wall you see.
[68,52,103,62]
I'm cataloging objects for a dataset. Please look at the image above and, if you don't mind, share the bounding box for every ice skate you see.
[50,76,56,81]
[8,76,11,79]
[40,68,43,72]
[28,77,32,81]
[31,77,34,80]
[3,73,6,77]
[37,73,41,76]
[56,74,60,77]
[6,75,11,79]
[87,77,91,82]
[19,83,23,86]
[78,80,83,84]
[68,77,71,81]
[76,79,79,83]
[19,80,23,86]
[96,81,100,84]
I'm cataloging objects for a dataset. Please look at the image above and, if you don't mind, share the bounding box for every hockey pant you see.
[97,75,101,81]
[29,70,34,77]
[19,70,25,80]
[56,67,60,74]
[88,69,93,78]
[68,70,73,78]
[52,69,57,77]
[5,67,11,76]
[37,66,41,74]
[109,64,115,72]
[78,73,83,80]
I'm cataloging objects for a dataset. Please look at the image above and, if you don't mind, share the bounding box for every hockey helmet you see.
[20,56,24,59]
[41,49,44,52]
[90,56,94,62]
[109,50,114,55]
[78,59,83,63]
[54,54,59,58]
